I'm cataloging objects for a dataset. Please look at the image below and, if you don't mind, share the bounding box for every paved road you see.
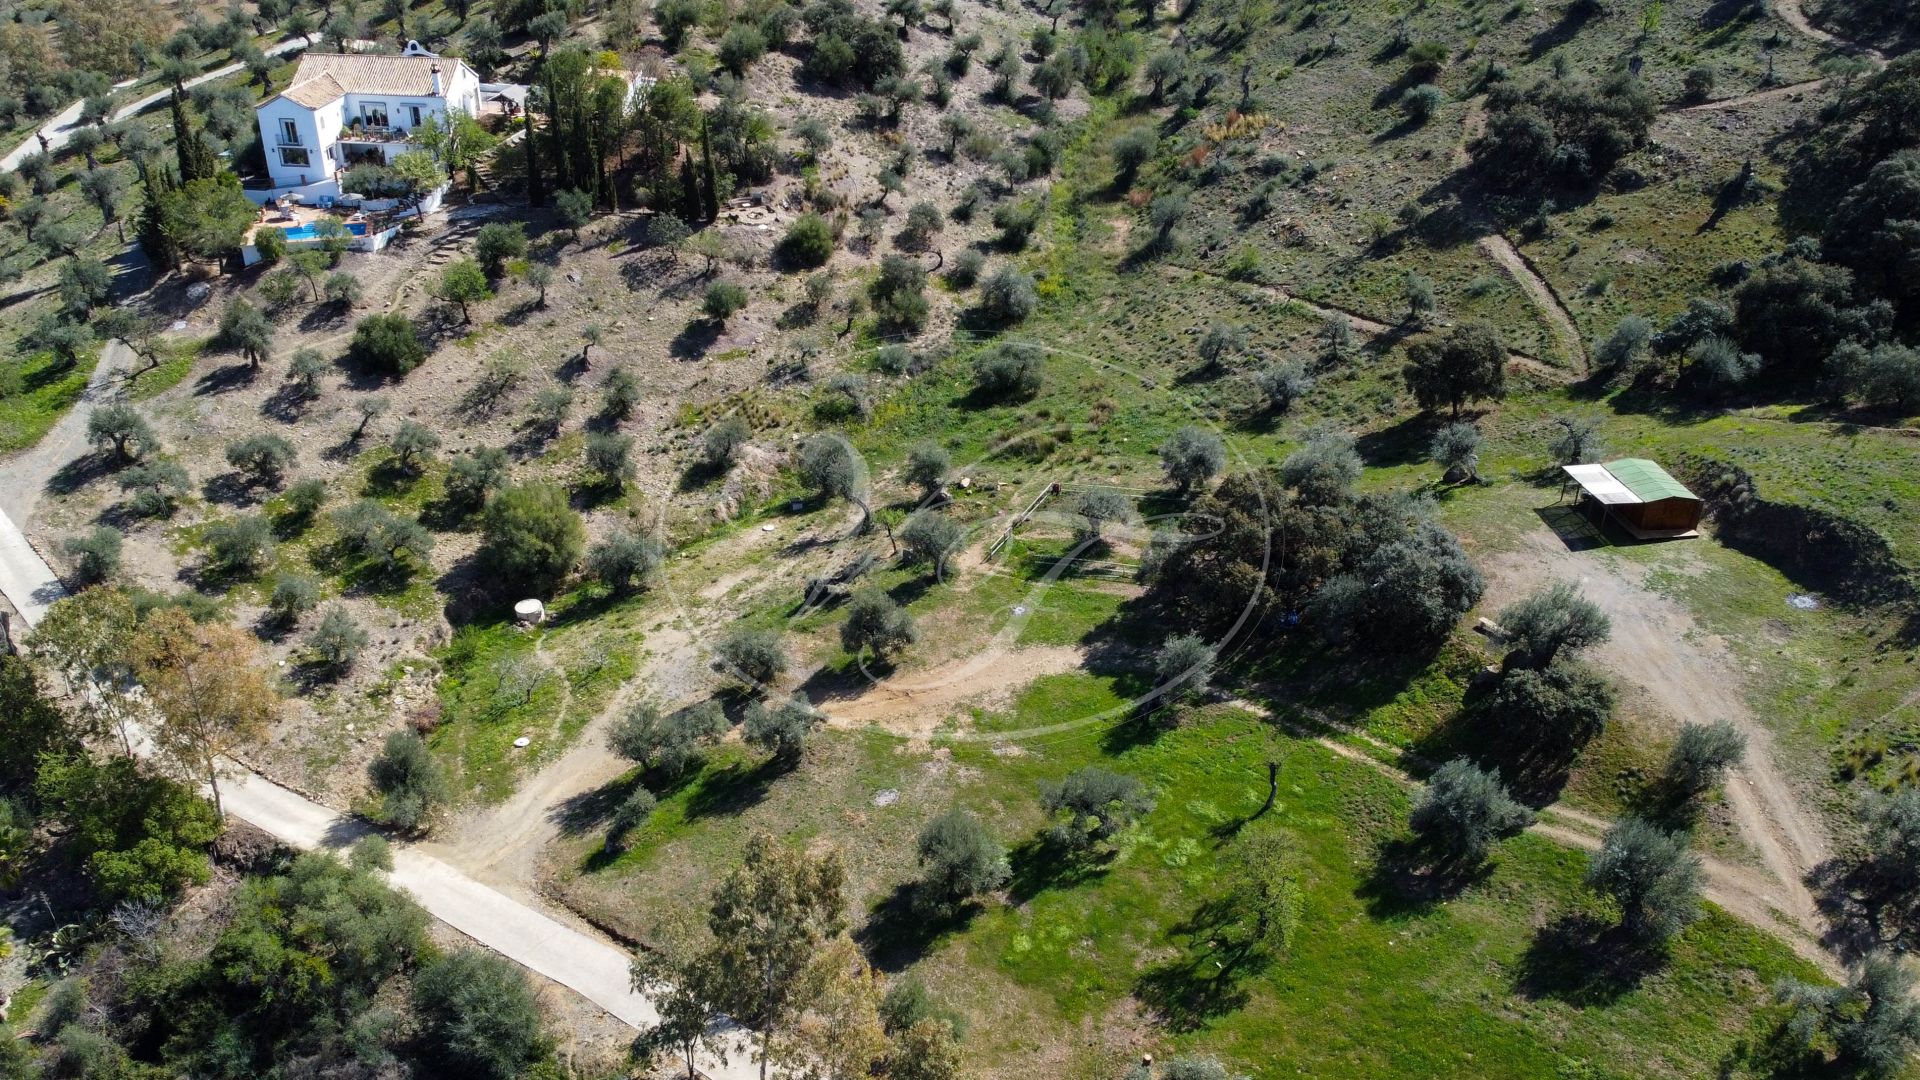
[0,35,313,174]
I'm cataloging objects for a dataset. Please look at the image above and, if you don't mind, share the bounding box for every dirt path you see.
[1773,0,1887,61]
[1482,530,1833,949]
[1477,234,1587,371]
[1162,264,1573,384]
[823,644,1089,735]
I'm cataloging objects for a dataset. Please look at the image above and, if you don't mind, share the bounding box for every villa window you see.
[407,104,423,127]
[280,146,311,167]
[359,102,389,127]
[279,119,300,146]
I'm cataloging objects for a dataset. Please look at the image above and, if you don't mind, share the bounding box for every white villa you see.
[253,42,481,197]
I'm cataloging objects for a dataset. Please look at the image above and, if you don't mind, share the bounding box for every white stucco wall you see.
[258,95,341,189]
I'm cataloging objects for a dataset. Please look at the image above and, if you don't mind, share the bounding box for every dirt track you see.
[1481,530,1833,953]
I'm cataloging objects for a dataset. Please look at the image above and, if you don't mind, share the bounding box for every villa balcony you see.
[337,124,416,145]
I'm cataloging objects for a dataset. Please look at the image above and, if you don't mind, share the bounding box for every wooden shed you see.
[1559,458,1704,540]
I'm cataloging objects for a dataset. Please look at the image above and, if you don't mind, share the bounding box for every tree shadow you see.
[682,757,781,821]
[1810,855,1920,963]
[1511,912,1658,1006]
[259,382,316,424]
[193,360,259,396]
[1005,835,1114,904]
[858,882,983,973]
[200,471,268,508]
[669,319,724,360]
[553,770,642,841]
[1131,896,1266,1033]
[1528,2,1597,60]
[1355,835,1497,919]
[45,450,118,496]
[1353,412,1437,468]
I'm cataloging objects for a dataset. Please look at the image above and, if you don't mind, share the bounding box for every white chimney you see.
[430,64,442,97]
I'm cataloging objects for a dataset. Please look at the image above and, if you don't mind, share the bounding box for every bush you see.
[1593,314,1653,373]
[1683,65,1716,101]
[779,212,835,267]
[1158,426,1225,493]
[703,279,749,324]
[1477,71,1656,188]
[412,950,548,1080]
[586,528,664,593]
[1041,766,1153,852]
[1401,83,1444,124]
[743,693,819,765]
[607,699,726,778]
[347,313,426,376]
[841,586,915,661]
[608,786,658,846]
[1663,720,1746,800]
[1428,422,1482,483]
[1497,581,1610,667]
[324,271,363,307]
[869,254,929,334]
[904,441,950,499]
[1481,657,1616,748]
[900,510,965,578]
[368,730,447,830]
[1153,633,1216,709]
[267,573,319,625]
[479,483,585,593]
[902,201,943,248]
[253,225,287,265]
[1409,758,1532,867]
[225,433,296,486]
[717,626,788,686]
[1586,816,1701,945]
[916,808,1008,913]
[702,415,751,467]
[977,265,1038,326]
[583,431,636,490]
[1253,360,1313,413]
[946,248,985,287]
[283,478,328,521]
[119,460,190,518]
[63,526,123,584]
[306,604,368,672]
[971,341,1044,400]
[992,199,1041,249]
[445,446,511,509]
[474,222,528,278]
[204,514,275,576]
[1831,341,1920,412]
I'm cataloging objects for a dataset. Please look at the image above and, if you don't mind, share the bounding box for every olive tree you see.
[1586,817,1702,945]
[899,510,965,580]
[1041,766,1153,853]
[716,626,788,686]
[1253,359,1313,413]
[586,528,665,594]
[1662,720,1746,801]
[1408,758,1533,868]
[1153,634,1216,710]
[915,808,1008,914]
[608,699,727,778]
[904,441,950,501]
[1775,954,1920,1079]
[1497,581,1610,668]
[1428,422,1482,484]
[1158,426,1226,494]
[743,693,820,767]
[841,586,915,661]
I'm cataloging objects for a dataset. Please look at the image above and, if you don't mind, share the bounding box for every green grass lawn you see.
[0,349,96,454]
[556,678,1837,1080]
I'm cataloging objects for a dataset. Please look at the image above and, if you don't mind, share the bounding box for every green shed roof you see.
[1604,459,1698,503]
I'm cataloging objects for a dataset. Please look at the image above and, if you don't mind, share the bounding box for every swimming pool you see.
[282,220,369,240]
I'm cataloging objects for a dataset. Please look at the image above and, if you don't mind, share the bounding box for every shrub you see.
[779,212,835,267]
[347,313,426,375]
[868,255,929,334]
[253,225,287,265]
[306,604,368,672]
[717,626,788,686]
[586,528,665,593]
[324,271,363,307]
[267,573,319,625]
[916,808,1008,913]
[1254,360,1313,413]
[1586,817,1702,945]
[1041,766,1153,852]
[1683,65,1716,101]
[1594,314,1653,373]
[904,441,950,500]
[1401,83,1444,124]
[607,700,726,778]
[703,280,749,324]
[1310,519,1482,647]
[204,514,275,576]
[946,248,985,287]
[412,950,547,1080]
[744,693,819,765]
[283,478,329,522]
[1153,633,1216,708]
[64,527,123,583]
[119,460,189,518]
[841,586,915,660]
[1663,720,1746,800]
[478,483,585,592]
[1158,426,1225,493]
[1863,788,1920,888]
[902,201,943,248]
[445,446,511,509]
[225,433,296,487]
[900,510,965,578]
[971,341,1044,400]
[977,265,1038,326]
[703,416,751,467]
[474,222,528,277]
[608,786,658,847]
[1428,422,1482,483]
[1408,758,1532,867]
[992,199,1042,249]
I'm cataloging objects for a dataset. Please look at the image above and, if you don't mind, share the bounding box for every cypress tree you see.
[523,113,545,207]
[679,152,701,225]
[138,156,181,271]
[170,89,217,182]
[699,116,719,222]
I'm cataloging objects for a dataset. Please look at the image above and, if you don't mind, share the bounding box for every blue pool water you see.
[282,220,369,240]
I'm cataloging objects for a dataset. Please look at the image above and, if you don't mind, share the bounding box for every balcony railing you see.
[338,125,414,144]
